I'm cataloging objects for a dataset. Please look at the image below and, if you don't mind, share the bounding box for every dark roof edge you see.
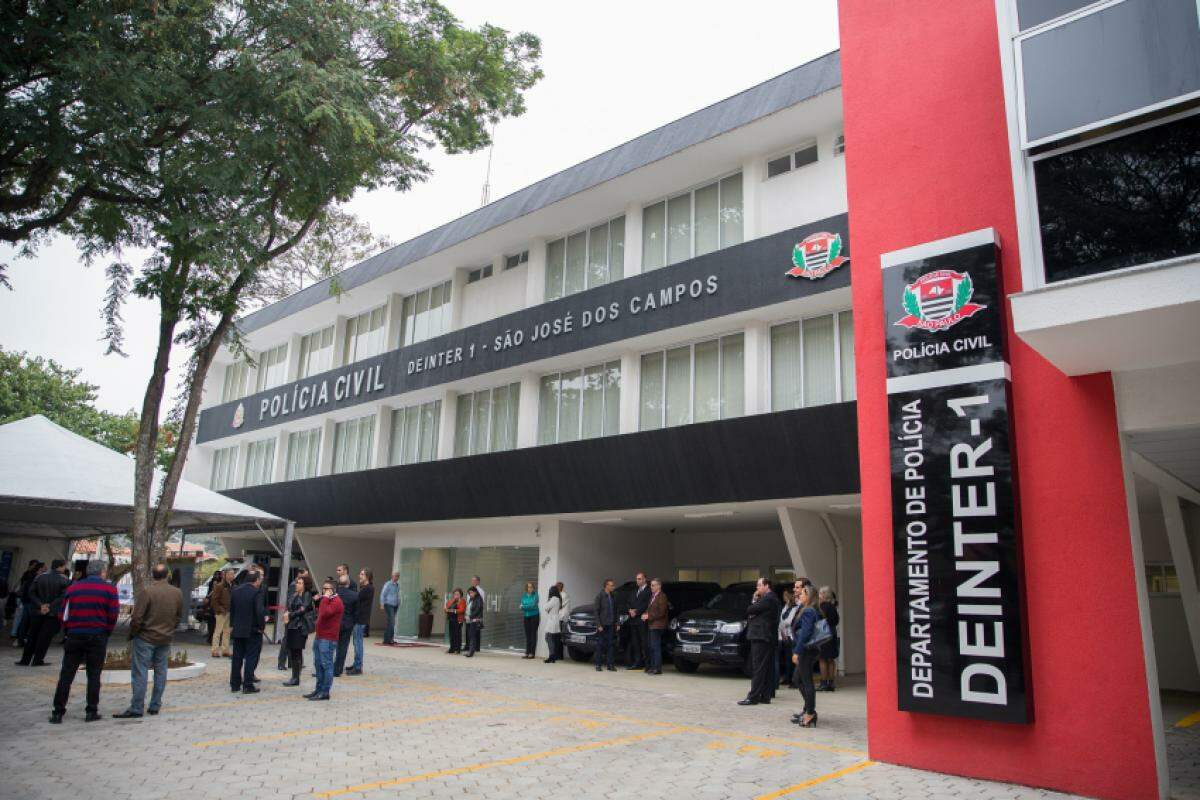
[238,49,842,335]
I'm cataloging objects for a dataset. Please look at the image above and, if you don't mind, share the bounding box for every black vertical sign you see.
[882,229,1031,724]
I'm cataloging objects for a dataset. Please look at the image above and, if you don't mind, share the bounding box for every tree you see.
[51,1,542,592]
[0,347,177,469]
[247,207,392,308]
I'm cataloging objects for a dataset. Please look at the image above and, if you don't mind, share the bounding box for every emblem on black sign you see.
[895,269,986,332]
[787,231,848,280]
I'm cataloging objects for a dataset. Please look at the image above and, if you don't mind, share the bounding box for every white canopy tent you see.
[0,415,285,540]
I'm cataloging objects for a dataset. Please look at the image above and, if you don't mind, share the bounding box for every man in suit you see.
[643,578,669,675]
[229,569,266,694]
[625,572,650,670]
[18,558,70,667]
[333,573,358,677]
[739,577,782,706]
[593,579,617,672]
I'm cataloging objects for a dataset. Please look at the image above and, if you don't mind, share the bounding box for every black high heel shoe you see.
[800,712,818,728]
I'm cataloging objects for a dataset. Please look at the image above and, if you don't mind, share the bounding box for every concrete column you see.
[331,316,348,368]
[285,334,303,382]
[318,418,337,475]
[619,350,641,433]
[623,201,643,278]
[448,269,469,331]
[743,320,769,415]
[741,156,765,242]
[517,373,541,448]
[524,237,548,307]
[777,507,838,589]
[436,390,458,459]
[374,404,394,468]
[271,428,289,482]
[385,293,405,351]
[247,350,261,395]
[1161,488,1200,679]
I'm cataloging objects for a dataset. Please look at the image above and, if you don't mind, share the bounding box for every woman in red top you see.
[308,581,342,701]
[444,588,466,654]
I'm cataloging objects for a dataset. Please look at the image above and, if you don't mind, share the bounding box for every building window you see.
[642,173,743,271]
[242,438,276,487]
[332,413,376,474]
[467,264,493,283]
[770,311,855,411]
[388,400,441,466]
[1034,112,1200,284]
[639,334,744,430]
[677,566,759,585]
[454,382,520,457]
[504,251,529,270]
[343,306,386,364]
[210,446,239,491]
[401,280,453,347]
[833,133,845,156]
[221,361,249,403]
[285,427,321,480]
[538,361,621,445]
[1146,563,1180,595]
[766,141,819,179]
[297,326,334,379]
[545,216,625,301]
[255,344,288,392]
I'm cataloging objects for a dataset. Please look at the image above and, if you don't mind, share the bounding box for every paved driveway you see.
[0,637,1108,799]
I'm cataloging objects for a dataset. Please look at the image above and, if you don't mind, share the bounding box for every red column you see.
[837,3,1160,797]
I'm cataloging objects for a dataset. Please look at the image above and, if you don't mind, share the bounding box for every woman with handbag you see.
[817,586,840,692]
[790,584,822,728]
[464,586,484,657]
[542,585,563,663]
[445,589,466,654]
[282,574,316,687]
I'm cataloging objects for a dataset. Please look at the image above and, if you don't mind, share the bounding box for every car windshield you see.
[704,590,753,614]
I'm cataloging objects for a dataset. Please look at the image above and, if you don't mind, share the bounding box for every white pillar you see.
[374,404,393,468]
[331,316,348,368]
[741,156,765,242]
[284,334,303,382]
[318,418,337,475]
[271,428,289,482]
[524,237,548,308]
[385,293,405,351]
[517,373,541,448]
[1161,488,1200,679]
[777,507,838,587]
[619,351,641,434]
[448,269,469,330]
[744,320,769,415]
[247,350,261,396]
[436,390,458,459]
[234,440,251,490]
[623,201,643,278]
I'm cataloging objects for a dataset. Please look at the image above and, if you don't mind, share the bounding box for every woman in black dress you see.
[282,574,316,686]
[817,586,840,692]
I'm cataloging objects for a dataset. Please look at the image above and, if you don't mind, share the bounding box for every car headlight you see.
[668,618,680,630]
[717,621,744,634]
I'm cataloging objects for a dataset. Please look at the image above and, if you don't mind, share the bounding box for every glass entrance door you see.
[396,547,421,637]
[448,546,539,652]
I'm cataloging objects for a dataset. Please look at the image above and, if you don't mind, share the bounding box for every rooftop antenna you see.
[480,122,497,207]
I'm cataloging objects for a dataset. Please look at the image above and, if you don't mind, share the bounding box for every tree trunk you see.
[129,291,180,594]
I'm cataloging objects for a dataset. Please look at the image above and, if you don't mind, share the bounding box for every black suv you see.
[561,580,721,663]
[665,581,791,675]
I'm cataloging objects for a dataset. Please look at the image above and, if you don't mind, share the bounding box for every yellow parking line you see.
[753,760,876,799]
[1175,710,1200,728]
[165,687,394,713]
[313,727,687,798]
[193,704,528,748]
[675,725,868,757]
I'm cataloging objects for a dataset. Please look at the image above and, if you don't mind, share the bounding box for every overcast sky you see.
[0,0,840,416]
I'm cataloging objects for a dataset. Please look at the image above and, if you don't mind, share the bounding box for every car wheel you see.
[674,658,699,674]
[567,646,590,662]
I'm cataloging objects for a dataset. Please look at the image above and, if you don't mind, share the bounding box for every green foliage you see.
[902,286,922,319]
[954,273,974,310]
[0,347,177,469]
[419,586,438,614]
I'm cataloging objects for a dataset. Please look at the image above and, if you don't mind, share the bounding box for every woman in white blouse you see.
[542,585,563,663]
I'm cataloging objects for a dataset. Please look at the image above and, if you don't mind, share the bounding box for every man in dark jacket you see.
[333,573,358,677]
[593,579,617,672]
[625,572,650,670]
[18,559,70,667]
[739,578,782,706]
[347,568,373,675]
[229,570,266,693]
[114,563,183,717]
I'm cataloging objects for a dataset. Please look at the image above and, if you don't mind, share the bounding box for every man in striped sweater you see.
[50,560,119,724]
